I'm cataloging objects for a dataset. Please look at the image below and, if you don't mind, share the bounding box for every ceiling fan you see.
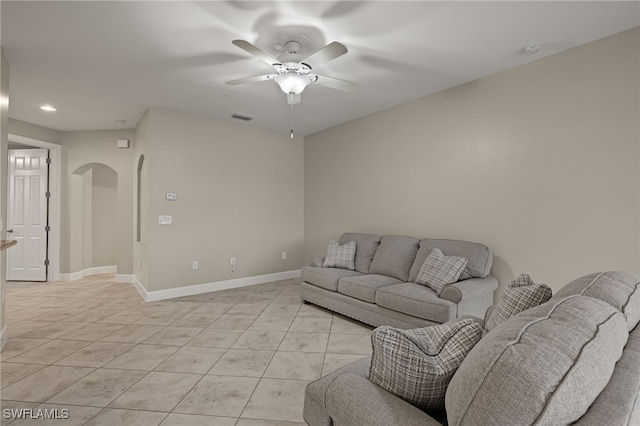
[225,39,358,104]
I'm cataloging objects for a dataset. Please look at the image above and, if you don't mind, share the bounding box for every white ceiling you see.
[2,1,639,137]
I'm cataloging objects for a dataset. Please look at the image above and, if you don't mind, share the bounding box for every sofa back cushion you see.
[338,233,381,274]
[409,239,493,283]
[552,271,640,331]
[445,295,628,426]
[369,235,419,282]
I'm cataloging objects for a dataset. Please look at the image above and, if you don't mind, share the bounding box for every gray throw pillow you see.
[322,240,356,270]
[369,318,483,410]
[485,273,552,331]
[416,248,468,294]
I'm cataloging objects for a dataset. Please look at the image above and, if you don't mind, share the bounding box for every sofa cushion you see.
[338,233,381,274]
[304,356,371,426]
[573,324,640,425]
[338,274,402,303]
[409,239,493,283]
[484,273,552,331]
[322,240,356,270]
[301,266,363,292]
[552,271,640,330]
[369,319,482,410]
[369,235,419,282]
[416,248,468,294]
[376,283,457,324]
[446,295,629,426]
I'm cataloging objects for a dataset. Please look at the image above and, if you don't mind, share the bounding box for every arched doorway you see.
[71,163,118,274]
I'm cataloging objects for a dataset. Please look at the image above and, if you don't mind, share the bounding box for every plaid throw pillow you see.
[369,319,483,410]
[416,248,468,294]
[322,240,356,270]
[485,273,552,331]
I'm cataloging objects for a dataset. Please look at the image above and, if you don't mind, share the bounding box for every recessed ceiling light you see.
[40,105,57,112]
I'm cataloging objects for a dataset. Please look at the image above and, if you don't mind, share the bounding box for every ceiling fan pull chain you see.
[290,95,295,139]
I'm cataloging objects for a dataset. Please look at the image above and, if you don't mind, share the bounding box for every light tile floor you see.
[1,274,373,425]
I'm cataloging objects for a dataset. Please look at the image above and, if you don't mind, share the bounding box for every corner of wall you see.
[0,48,10,337]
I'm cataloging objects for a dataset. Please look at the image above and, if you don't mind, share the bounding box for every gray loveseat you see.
[304,271,640,426]
[301,233,498,329]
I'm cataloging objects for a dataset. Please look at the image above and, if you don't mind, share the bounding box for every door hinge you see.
[44,259,50,266]
[46,158,51,164]
[45,226,50,232]
[45,191,51,198]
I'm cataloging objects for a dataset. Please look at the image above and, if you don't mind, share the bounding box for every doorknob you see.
[7,229,13,233]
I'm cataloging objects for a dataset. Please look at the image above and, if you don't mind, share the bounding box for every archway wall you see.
[91,164,118,268]
[133,111,149,290]
[61,130,134,275]
[71,163,118,271]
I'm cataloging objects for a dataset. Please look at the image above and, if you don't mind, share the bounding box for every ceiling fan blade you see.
[314,75,358,93]
[303,42,348,67]
[232,39,279,67]
[225,74,276,86]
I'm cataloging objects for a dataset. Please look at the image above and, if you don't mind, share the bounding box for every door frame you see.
[7,134,61,282]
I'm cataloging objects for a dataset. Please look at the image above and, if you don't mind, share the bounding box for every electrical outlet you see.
[230,258,236,266]
[192,261,199,270]
[281,252,287,260]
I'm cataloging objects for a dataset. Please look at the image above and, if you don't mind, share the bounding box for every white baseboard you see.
[115,274,135,283]
[0,325,7,351]
[58,271,83,282]
[130,275,147,300]
[131,269,302,302]
[59,265,117,282]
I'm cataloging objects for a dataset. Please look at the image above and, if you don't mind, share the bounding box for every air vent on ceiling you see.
[232,112,255,121]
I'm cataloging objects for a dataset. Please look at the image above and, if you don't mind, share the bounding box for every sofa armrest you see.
[440,276,499,303]
[310,257,325,268]
[325,373,444,426]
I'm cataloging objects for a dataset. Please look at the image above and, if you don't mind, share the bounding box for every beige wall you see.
[1,49,9,337]
[304,28,640,297]
[92,165,117,267]
[143,107,304,291]
[61,130,134,274]
[8,118,62,144]
[81,168,93,269]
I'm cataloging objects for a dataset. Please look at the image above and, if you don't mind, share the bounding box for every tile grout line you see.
[3,276,368,425]
[237,284,295,421]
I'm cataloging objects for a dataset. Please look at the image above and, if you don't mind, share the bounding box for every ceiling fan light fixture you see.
[274,73,312,95]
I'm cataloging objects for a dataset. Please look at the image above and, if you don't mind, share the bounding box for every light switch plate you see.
[166,193,177,201]
[159,215,172,225]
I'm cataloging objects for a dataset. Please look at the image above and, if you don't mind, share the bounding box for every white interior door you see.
[7,149,49,281]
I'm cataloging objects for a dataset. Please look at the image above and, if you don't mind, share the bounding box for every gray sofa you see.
[301,233,499,329]
[304,271,640,426]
